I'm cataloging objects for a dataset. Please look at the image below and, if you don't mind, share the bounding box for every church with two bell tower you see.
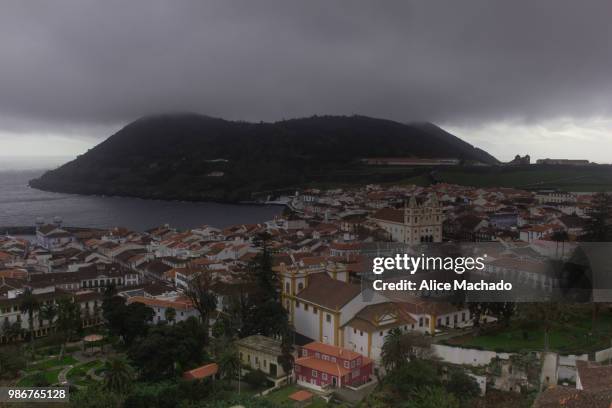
[370,194,443,244]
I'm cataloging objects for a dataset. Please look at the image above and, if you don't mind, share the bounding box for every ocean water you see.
[0,158,281,231]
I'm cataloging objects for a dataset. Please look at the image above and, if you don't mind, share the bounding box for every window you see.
[419,318,423,327]
[351,360,356,368]
[331,357,336,363]
[379,331,383,336]
[322,354,329,361]
[322,373,328,380]
[313,307,318,314]
[326,314,332,323]
[296,301,300,309]
[343,361,349,368]
[462,312,466,322]
[305,304,309,311]
[302,349,308,357]
[312,370,318,377]
[285,282,290,293]
[315,352,320,358]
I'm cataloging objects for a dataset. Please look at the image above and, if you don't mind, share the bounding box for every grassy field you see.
[17,368,63,386]
[26,355,78,372]
[264,385,334,407]
[435,165,612,191]
[67,360,104,386]
[446,309,612,354]
[305,164,612,192]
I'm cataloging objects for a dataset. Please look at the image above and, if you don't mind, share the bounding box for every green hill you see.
[30,113,499,201]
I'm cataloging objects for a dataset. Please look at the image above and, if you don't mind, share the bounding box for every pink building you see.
[294,342,372,390]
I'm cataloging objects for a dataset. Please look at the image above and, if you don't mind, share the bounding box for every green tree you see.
[39,302,58,330]
[239,236,290,338]
[164,307,176,325]
[403,386,460,408]
[251,233,278,302]
[386,360,440,395]
[56,297,82,357]
[381,328,431,371]
[103,296,153,346]
[185,271,217,345]
[70,384,123,408]
[445,370,480,403]
[518,303,567,351]
[129,318,206,381]
[277,329,295,385]
[19,287,40,348]
[218,345,240,382]
[2,320,23,343]
[103,357,135,394]
[0,346,26,379]
[243,369,268,388]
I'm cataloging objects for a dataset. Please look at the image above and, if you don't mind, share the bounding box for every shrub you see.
[242,369,269,388]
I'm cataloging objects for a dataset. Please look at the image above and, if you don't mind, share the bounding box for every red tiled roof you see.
[295,356,350,378]
[371,208,404,223]
[296,273,360,310]
[183,363,218,380]
[303,342,361,361]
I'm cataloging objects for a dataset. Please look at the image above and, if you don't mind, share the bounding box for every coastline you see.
[27,179,291,207]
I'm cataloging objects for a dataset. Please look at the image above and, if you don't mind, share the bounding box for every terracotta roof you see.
[296,273,361,310]
[576,361,612,391]
[183,363,218,380]
[303,342,361,361]
[295,356,350,377]
[371,208,404,223]
[534,386,612,408]
[289,390,313,402]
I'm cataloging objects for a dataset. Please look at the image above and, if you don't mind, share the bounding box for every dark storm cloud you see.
[1,0,611,130]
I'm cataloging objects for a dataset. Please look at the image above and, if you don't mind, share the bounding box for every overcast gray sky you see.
[1,0,612,162]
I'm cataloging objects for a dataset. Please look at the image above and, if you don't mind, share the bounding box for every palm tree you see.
[381,328,409,371]
[56,298,81,358]
[19,288,40,349]
[2,320,23,343]
[164,307,176,325]
[103,358,134,394]
[39,303,57,331]
[381,328,431,372]
[218,346,241,387]
[277,332,295,386]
